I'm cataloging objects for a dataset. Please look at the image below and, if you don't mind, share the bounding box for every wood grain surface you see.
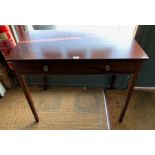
[5,30,148,61]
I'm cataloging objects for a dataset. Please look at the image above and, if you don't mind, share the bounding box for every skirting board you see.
[103,89,111,130]
[135,87,155,90]
[0,82,6,97]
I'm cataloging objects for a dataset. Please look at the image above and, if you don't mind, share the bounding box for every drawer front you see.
[15,61,138,74]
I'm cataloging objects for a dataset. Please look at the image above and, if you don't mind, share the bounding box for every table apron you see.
[13,61,140,75]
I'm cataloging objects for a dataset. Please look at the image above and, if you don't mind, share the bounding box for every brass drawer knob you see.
[43,65,49,72]
[105,65,110,71]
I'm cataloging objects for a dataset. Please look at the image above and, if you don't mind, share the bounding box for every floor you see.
[107,88,155,129]
[0,87,107,130]
[0,86,155,130]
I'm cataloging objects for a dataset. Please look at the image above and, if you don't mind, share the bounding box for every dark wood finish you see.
[2,30,149,123]
[119,62,143,122]
[14,60,140,75]
[13,62,39,122]
[109,75,116,89]
[5,30,148,61]
[43,75,48,90]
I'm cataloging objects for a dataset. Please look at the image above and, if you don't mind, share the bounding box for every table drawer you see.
[15,60,138,74]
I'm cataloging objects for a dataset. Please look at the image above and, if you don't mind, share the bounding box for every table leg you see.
[13,63,39,122]
[43,75,48,90]
[119,72,142,123]
[119,62,143,123]
[109,75,116,90]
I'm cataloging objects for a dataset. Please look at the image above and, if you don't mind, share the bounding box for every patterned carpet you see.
[0,86,108,130]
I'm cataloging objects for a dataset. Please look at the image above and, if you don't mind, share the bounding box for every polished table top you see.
[5,30,148,61]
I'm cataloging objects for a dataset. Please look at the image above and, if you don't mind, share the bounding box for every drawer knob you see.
[43,65,49,72]
[105,65,110,71]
